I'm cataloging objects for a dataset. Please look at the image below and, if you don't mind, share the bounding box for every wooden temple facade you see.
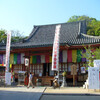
[0,21,100,86]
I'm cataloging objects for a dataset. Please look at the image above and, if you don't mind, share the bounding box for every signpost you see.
[71,64,77,86]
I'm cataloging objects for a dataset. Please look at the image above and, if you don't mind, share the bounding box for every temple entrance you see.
[43,63,47,76]
[43,63,53,76]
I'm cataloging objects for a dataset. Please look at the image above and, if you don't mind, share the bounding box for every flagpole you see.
[58,63,60,85]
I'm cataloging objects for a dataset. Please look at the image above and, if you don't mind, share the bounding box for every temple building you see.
[0,20,100,86]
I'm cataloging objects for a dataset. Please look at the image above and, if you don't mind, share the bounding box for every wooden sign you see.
[71,64,77,75]
[71,64,77,86]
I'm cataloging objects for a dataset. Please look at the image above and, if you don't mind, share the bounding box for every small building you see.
[0,21,100,86]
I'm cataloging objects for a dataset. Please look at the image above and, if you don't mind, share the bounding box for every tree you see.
[67,15,96,23]
[0,29,7,44]
[11,30,25,42]
[0,29,26,44]
[67,15,100,36]
[81,45,100,67]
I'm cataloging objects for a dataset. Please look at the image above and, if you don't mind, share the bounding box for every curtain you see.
[10,54,14,64]
[77,49,81,62]
[33,56,37,64]
[21,53,25,64]
[59,51,63,63]
[37,55,41,63]
[41,55,45,63]
[63,50,67,62]
[72,50,77,63]
[49,56,52,63]
[30,56,33,64]
[14,54,17,64]
[67,50,72,62]
[45,55,49,63]
[3,54,6,64]
[0,54,3,64]
[82,49,86,62]
[17,54,21,64]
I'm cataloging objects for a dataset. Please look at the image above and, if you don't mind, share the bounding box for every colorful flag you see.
[52,25,61,71]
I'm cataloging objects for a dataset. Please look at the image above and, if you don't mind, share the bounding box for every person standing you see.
[53,73,59,88]
[27,72,34,88]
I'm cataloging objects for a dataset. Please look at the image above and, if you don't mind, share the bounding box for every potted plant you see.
[62,71,67,76]
[61,71,67,87]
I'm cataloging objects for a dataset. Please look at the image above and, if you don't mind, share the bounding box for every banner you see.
[94,60,100,69]
[88,67,99,89]
[5,72,11,85]
[81,67,86,73]
[94,60,100,89]
[25,58,29,66]
[5,32,11,72]
[52,25,61,71]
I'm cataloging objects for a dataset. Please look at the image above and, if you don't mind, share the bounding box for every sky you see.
[0,0,100,36]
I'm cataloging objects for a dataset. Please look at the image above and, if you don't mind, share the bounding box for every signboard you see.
[71,64,77,75]
[94,60,100,69]
[5,32,11,72]
[5,72,11,85]
[94,60,100,89]
[88,67,99,89]
[18,71,26,83]
[81,67,86,73]
[52,25,61,71]
[25,58,29,66]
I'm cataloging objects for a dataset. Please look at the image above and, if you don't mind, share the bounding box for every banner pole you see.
[58,64,60,85]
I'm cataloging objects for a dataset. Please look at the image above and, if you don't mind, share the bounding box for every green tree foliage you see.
[81,45,100,67]
[67,15,100,36]
[0,29,7,44]
[0,29,26,44]
[11,30,25,43]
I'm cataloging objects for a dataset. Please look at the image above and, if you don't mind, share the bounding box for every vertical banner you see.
[94,60,100,69]
[52,25,61,71]
[88,67,99,89]
[5,72,11,85]
[94,60,100,89]
[25,58,29,66]
[5,32,11,72]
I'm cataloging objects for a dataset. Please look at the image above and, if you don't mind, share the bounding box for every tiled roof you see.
[0,20,100,50]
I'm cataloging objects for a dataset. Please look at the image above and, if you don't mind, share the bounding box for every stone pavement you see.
[40,95,100,100]
[0,86,100,100]
[40,87,100,100]
[44,87,100,95]
[0,86,46,100]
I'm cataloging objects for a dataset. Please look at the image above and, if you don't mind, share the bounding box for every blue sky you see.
[0,0,100,36]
